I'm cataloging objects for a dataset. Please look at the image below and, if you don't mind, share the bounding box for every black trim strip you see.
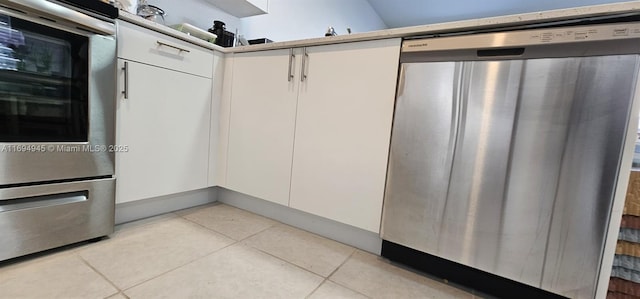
[477,48,525,57]
[381,240,568,299]
[0,175,113,189]
[56,0,118,19]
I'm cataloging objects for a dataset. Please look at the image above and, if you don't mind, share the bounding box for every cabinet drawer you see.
[117,20,213,78]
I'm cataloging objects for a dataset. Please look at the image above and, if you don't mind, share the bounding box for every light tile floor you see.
[0,203,483,299]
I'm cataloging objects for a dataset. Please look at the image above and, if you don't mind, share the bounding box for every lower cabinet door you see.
[225,49,299,206]
[289,39,400,233]
[116,59,212,203]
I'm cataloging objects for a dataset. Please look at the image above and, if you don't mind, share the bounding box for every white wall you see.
[239,0,387,42]
[367,0,634,28]
[127,0,242,35]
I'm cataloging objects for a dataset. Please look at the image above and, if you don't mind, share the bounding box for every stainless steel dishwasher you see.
[381,22,640,299]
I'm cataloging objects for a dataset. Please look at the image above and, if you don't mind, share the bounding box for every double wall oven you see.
[0,0,117,261]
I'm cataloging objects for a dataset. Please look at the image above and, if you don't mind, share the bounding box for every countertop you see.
[119,1,640,54]
[118,11,227,52]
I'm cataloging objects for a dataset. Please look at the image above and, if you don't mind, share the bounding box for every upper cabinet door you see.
[203,0,268,17]
[226,49,300,206]
[289,39,401,233]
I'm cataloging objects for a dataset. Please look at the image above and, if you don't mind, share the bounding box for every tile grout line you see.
[118,206,366,298]
[332,250,474,299]
[223,223,356,296]
[178,208,372,298]
[115,212,181,233]
[178,211,279,243]
[326,248,356,278]
[235,242,373,299]
[324,250,373,299]
[214,204,360,252]
[107,292,131,299]
[76,253,123,297]
[175,215,241,241]
[304,249,370,299]
[242,241,327,279]
[172,202,222,218]
[304,279,325,299]
[235,244,334,299]
[236,221,355,279]
[234,221,280,242]
[118,240,240,294]
[85,211,240,296]
[180,205,361,256]
[177,207,361,294]
[107,213,182,242]
[236,244,363,299]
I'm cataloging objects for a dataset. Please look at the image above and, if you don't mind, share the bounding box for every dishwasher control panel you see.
[402,22,640,52]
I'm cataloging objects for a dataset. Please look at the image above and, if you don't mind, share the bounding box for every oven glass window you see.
[0,13,89,142]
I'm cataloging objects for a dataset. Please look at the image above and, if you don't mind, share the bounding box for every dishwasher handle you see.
[477,48,525,57]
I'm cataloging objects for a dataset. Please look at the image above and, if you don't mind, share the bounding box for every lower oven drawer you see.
[0,178,115,261]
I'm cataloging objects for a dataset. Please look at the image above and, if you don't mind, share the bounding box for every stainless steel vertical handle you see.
[122,61,129,99]
[301,48,309,82]
[288,48,295,82]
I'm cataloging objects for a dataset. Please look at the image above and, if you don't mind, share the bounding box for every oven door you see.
[0,8,116,186]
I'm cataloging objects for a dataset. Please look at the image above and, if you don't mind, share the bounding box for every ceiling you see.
[366,0,628,28]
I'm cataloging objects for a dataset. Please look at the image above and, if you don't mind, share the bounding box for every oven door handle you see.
[5,0,116,35]
[0,192,87,213]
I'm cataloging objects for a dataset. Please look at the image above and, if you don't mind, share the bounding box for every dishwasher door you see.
[381,52,640,298]
[380,61,461,257]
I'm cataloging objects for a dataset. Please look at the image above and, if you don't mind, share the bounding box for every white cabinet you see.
[117,21,214,78]
[115,60,212,203]
[289,39,400,233]
[209,51,230,188]
[115,20,213,204]
[203,0,268,17]
[225,39,401,232]
[225,49,299,206]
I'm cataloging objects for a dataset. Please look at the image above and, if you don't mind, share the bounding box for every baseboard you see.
[115,188,218,224]
[216,187,382,254]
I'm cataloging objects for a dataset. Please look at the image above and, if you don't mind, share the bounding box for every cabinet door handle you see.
[301,47,309,82]
[122,61,129,99]
[288,48,295,82]
[156,41,191,53]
